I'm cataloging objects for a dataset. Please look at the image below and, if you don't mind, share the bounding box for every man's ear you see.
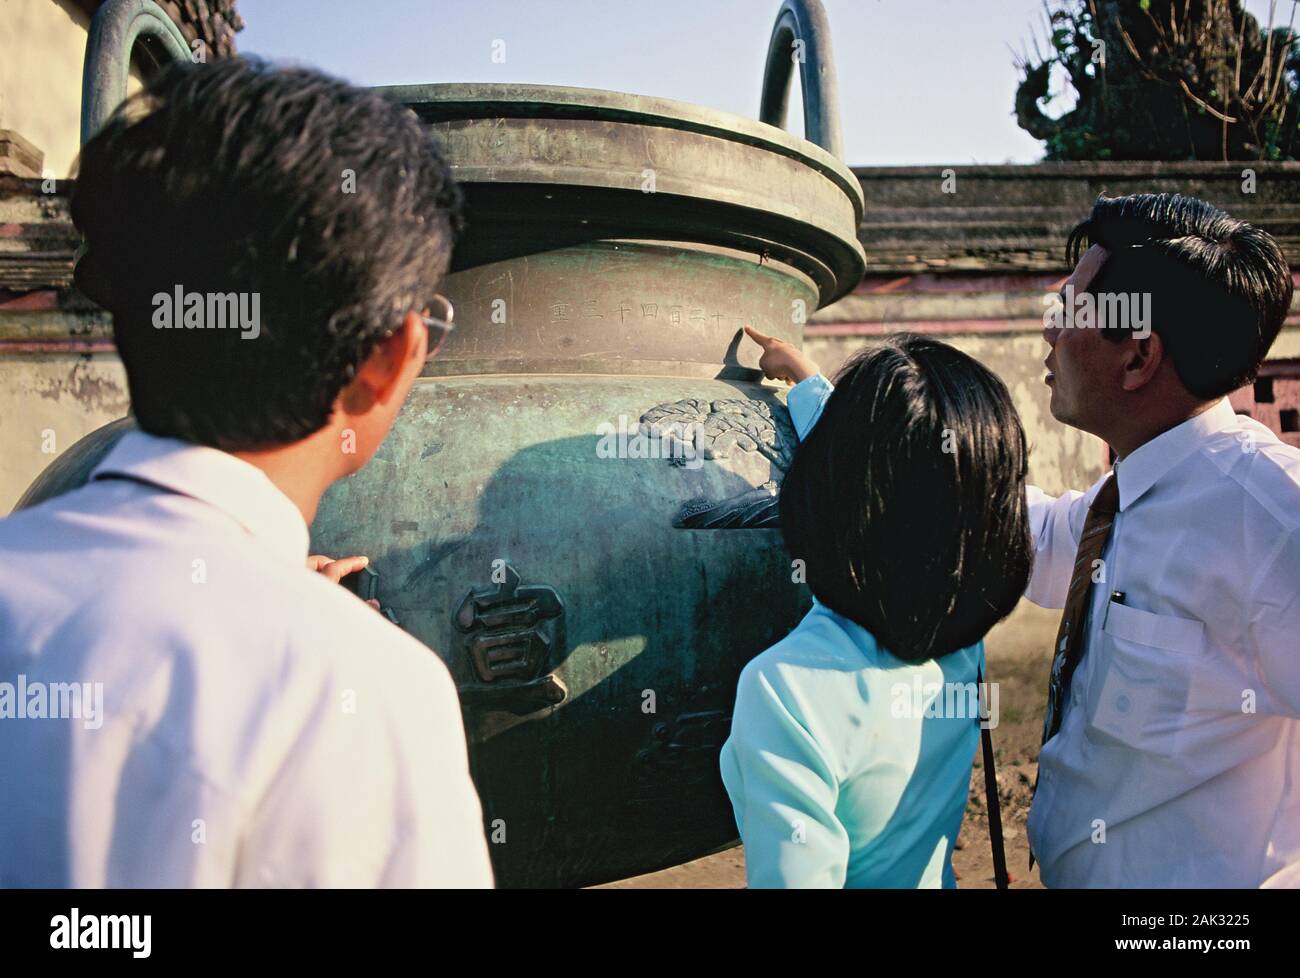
[338,312,427,414]
[1119,330,1165,392]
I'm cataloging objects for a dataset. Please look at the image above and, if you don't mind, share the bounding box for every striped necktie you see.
[1040,472,1121,745]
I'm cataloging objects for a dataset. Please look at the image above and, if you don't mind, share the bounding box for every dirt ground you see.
[597,601,1058,889]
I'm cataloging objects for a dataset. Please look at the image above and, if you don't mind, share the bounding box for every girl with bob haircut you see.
[720,327,1033,887]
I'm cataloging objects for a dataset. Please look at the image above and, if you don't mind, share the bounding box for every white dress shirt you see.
[0,431,493,887]
[1025,397,1300,887]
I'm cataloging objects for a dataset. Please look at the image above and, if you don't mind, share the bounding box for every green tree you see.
[1015,0,1300,160]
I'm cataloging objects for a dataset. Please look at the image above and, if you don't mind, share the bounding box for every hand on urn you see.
[307,554,382,611]
[743,325,820,386]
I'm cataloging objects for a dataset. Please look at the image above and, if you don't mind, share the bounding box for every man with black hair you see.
[1027,192,1300,887]
[0,59,492,886]
[746,191,1298,887]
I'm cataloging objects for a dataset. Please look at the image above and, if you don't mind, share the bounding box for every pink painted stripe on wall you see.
[0,290,61,311]
[807,319,1044,336]
[807,313,1300,337]
[0,340,115,354]
[855,274,1066,295]
[852,271,1300,296]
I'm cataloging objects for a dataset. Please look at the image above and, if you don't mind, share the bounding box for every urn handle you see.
[343,565,400,625]
[758,0,846,160]
[82,0,191,144]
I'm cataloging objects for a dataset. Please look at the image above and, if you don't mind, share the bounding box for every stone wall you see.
[0,175,125,511]
[2,161,1298,510]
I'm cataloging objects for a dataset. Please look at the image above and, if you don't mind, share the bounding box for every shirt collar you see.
[90,430,310,565]
[1113,397,1238,511]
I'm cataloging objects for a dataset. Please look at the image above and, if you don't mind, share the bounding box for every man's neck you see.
[1105,397,1219,459]
[231,436,340,526]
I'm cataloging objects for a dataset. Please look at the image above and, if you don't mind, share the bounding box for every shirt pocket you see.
[1084,601,1205,756]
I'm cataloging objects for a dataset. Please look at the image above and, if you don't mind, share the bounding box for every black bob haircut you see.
[779,334,1032,664]
[1067,193,1293,400]
[71,57,462,451]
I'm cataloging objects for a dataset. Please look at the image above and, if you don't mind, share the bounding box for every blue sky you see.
[235,0,1294,167]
